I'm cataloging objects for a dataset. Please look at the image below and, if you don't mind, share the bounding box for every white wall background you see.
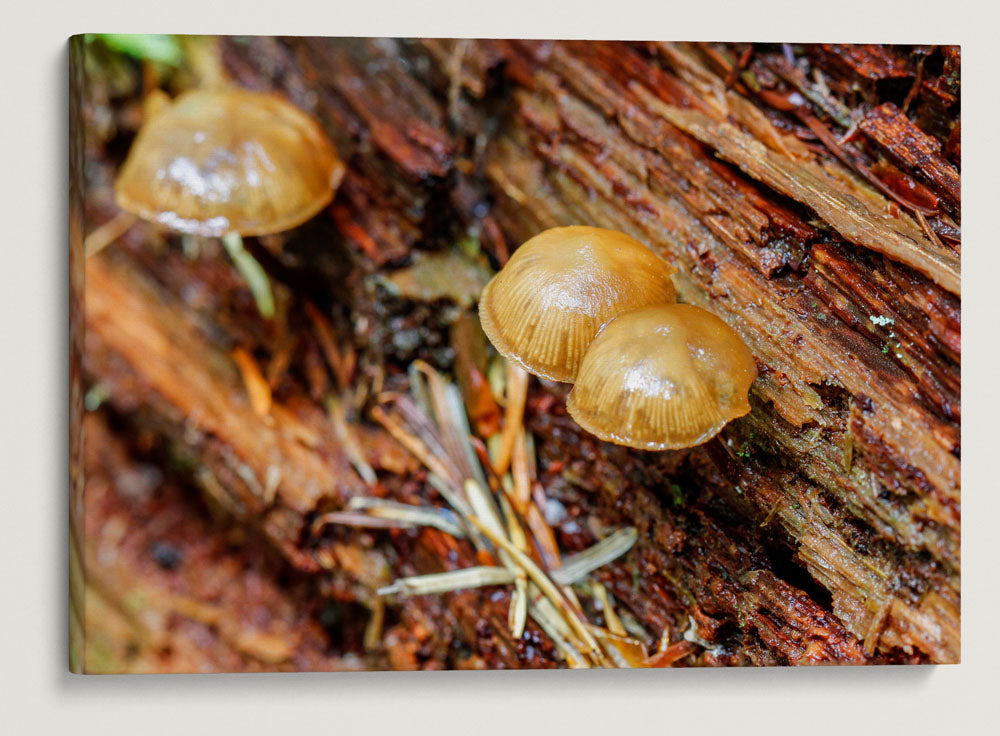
[1,2,994,734]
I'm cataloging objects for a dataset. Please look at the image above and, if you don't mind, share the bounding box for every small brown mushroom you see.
[108,87,345,317]
[566,304,757,450]
[115,88,344,238]
[479,226,676,382]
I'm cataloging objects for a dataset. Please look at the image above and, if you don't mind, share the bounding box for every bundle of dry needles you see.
[319,359,660,668]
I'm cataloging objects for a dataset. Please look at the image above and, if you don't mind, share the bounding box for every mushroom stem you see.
[221,232,276,319]
[83,211,137,258]
[493,363,529,475]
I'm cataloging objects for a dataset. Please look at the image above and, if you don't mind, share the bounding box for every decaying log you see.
[453,39,959,661]
[80,413,357,673]
[84,252,567,669]
[859,102,960,213]
[75,37,960,667]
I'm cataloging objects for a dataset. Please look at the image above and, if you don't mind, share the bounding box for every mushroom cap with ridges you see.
[478,226,676,382]
[566,304,757,450]
[115,88,345,238]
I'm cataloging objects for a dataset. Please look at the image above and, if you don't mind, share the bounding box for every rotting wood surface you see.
[74,37,960,668]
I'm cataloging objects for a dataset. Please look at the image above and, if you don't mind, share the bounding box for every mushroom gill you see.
[478,226,676,383]
[566,304,757,450]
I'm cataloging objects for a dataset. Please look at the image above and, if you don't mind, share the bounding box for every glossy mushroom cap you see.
[115,88,345,238]
[479,226,676,382]
[566,304,757,450]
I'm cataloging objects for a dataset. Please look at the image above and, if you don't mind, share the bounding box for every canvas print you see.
[69,36,960,672]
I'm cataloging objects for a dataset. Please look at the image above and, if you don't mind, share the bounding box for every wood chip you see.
[654,104,960,295]
[231,346,273,422]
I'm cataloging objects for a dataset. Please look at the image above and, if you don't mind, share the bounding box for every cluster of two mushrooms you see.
[90,88,345,318]
[479,227,757,451]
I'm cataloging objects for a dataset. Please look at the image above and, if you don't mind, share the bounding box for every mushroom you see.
[114,88,344,239]
[94,87,345,317]
[566,304,757,450]
[478,226,676,382]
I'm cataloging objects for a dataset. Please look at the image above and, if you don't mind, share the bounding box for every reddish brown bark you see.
[73,38,960,669]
